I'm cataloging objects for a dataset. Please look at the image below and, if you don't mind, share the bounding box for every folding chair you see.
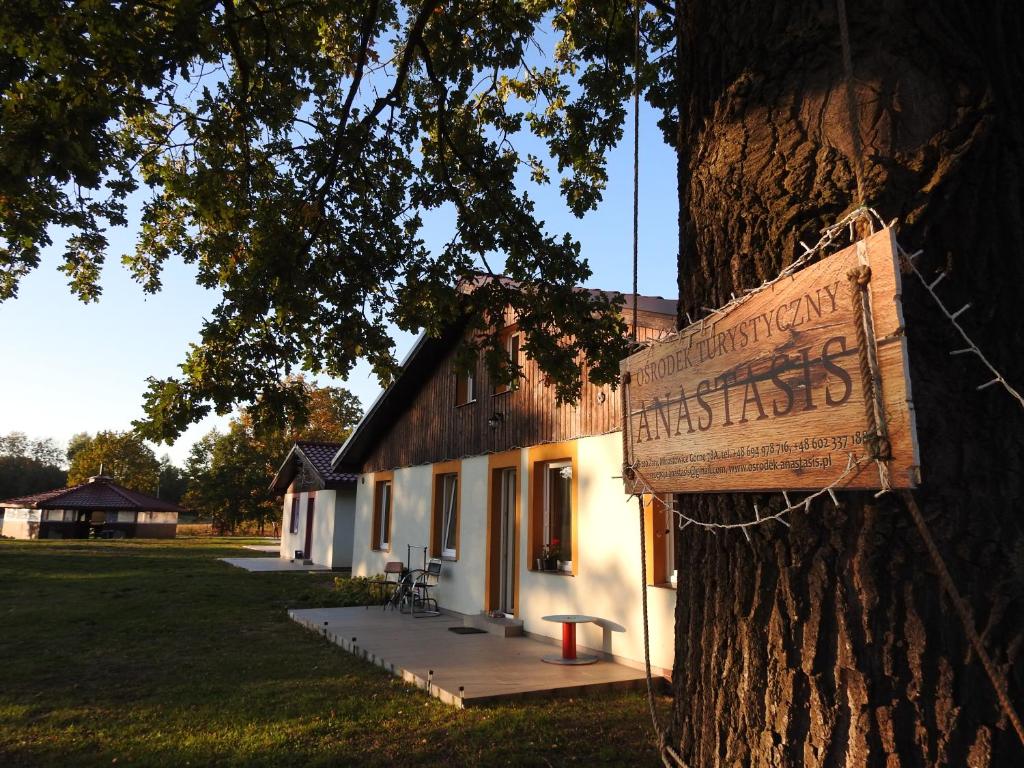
[372,561,404,609]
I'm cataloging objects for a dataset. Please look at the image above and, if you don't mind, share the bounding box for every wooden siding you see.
[362,316,674,473]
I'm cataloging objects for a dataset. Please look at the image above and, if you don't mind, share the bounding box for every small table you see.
[541,614,599,665]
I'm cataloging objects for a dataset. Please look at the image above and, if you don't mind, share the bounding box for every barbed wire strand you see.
[626,453,865,537]
[897,243,1024,410]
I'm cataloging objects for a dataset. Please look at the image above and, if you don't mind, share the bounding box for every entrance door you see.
[303,494,315,560]
[497,468,516,616]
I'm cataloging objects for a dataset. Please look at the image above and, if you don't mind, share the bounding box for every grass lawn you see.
[0,538,663,766]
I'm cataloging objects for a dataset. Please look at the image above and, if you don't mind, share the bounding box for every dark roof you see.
[0,476,186,513]
[269,440,358,494]
[461,274,677,317]
[330,284,676,472]
[609,291,676,316]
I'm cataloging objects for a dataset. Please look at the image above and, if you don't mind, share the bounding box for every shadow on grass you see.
[0,539,659,767]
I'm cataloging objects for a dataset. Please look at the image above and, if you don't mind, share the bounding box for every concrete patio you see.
[290,606,653,707]
[220,557,331,572]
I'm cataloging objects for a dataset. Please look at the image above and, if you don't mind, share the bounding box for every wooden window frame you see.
[430,461,461,560]
[456,368,477,407]
[644,493,676,588]
[493,327,522,396]
[371,472,394,552]
[527,441,578,576]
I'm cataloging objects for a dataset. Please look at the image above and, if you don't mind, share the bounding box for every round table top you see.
[542,614,596,624]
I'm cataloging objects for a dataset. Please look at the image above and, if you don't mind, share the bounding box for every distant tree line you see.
[184,381,362,534]
[1,380,361,534]
[0,430,187,504]
[0,433,67,501]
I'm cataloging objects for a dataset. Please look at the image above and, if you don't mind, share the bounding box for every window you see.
[644,494,676,587]
[543,462,573,571]
[665,495,677,586]
[289,496,300,534]
[373,479,393,550]
[431,462,460,559]
[456,368,476,406]
[433,473,459,558]
[528,443,577,575]
[494,330,522,395]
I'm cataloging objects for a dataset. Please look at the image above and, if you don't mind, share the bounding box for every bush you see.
[331,576,379,607]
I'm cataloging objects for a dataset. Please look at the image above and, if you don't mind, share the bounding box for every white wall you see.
[309,489,336,566]
[517,432,676,674]
[350,431,677,674]
[0,508,39,539]
[279,491,325,563]
[280,487,358,568]
[437,455,488,615]
[278,493,301,561]
[353,464,432,577]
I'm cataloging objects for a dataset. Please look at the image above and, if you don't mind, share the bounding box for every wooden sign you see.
[621,228,919,493]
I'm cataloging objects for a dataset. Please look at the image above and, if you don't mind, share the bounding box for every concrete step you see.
[464,612,524,638]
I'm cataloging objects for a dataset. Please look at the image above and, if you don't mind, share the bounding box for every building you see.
[0,475,183,539]
[329,292,680,676]
[269,441,358,569]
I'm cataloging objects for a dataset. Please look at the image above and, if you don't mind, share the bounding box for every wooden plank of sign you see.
[620,227,920,493]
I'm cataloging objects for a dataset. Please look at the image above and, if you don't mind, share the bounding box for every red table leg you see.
[561,622,577,660]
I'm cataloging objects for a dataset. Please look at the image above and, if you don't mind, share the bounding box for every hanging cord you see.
[899,490,1024,747]
[628,4,686,766]
[631,0,641,342]
[638,496,669,766]
[637,494,690,768]
[836,0,866,205]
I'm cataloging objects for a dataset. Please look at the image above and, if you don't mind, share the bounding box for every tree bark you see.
[670,1,1024,765]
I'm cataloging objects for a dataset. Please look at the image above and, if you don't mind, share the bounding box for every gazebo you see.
[0,474,184,540]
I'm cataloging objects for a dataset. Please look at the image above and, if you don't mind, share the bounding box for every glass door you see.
[498,467,516,616]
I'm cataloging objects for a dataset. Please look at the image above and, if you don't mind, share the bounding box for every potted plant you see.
[542,538,561,571]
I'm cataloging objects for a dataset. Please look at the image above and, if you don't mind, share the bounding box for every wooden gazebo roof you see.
[0,475,186,513]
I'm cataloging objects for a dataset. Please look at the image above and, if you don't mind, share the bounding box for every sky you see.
[0,100,679,467]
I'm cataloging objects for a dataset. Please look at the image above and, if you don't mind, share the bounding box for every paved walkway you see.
[290,606,649,707]
[221,557,331,572]
[243,544,280,553]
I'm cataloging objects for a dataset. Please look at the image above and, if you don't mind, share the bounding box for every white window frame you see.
[439,473,458,559]
[506,332,521,391]
[289,496,300,534]
[457,369,476,406]
[543,460,572,572]
[378,481,392,549]
[665,495,677,587]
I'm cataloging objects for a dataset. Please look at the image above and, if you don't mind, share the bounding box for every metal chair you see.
[409,558,442,617]
[373,561,405,609]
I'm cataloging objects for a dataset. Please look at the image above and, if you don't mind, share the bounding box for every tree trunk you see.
[670,1,1024,765]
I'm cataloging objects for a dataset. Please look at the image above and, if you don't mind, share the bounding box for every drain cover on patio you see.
[448,626,487,635]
